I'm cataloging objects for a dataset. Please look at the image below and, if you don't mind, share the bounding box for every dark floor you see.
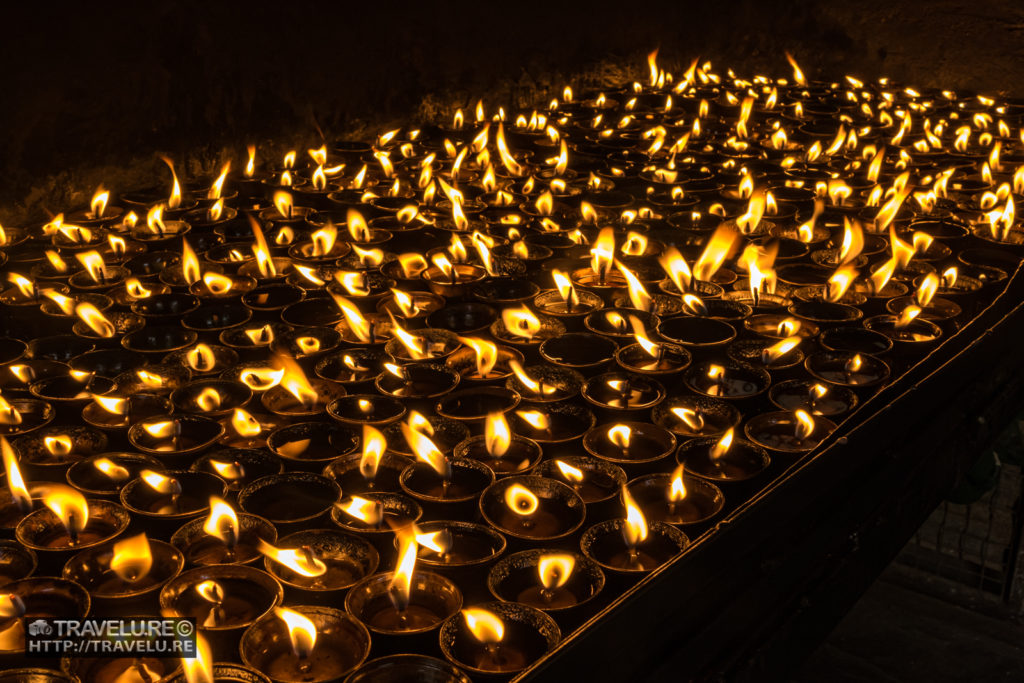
[793,560,1024,682]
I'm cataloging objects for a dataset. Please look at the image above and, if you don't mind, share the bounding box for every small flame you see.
[552,270,580,309]
[183,633,214,683]
[332,294,374,344]
[44,435,73,456]
[508,360,557,396]
[795,410,815,440]
[826,263,859,303]
[110,533,153,582]
[161,157,182,210]
[360,425,387,482]
[785,51,806,85]
[274,354,318,408]
[186,344,218,372]
[517,410,551,431]
[195,580,224,607]
[181,238,202,286]
[505,483,539,516]
[273,191,294,219]
[1,437,31,511]
[93,457,130,481]
[458,337,499,378]
[590,228,616,282]
[694,225,740,281]
[135,370,167,389]
[40,484,89,540]
[916,272,939,307]
[90,188,110,218]
[195,387,222,412]
[669,463,687,502]
[339,496,383,526]
[710,428,734,460]
[295,336,321,356]
[124,278,153,299]
[75,303,116,338]
[485,412,512,457]
[402,420,449,479]
[621,485,649,548]
[140,469,181,495]
[258,539,327,577]
[92,394,127,416]
[608,424,632,450]
[347,209,372,242]
[275,607,317,660]
[555,460,584,483]
[538,553,575,589]
[659,246,692,293]
[463,608,505,644]
[209,460,245,480]
[501,306,541,340]
[839,218,865,264]
[761,336,801,365]
[671,407,705,432]
[389,526,418,612]
[142,421,178,439]
[230,408,261,437]
[617,262,652,312]
[45,250,68,273]
[895,305,922,328]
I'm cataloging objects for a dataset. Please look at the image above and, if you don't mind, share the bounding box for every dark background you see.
[3,0,1023,222]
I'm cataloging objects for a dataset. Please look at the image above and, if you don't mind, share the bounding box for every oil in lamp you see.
[16,483,131,573]
[266,421,358,473]
[726,334,806,375]
[345,526,463,637]
[82,391,173,432]
[745,409,838,454]
[327,393,407,428]
[580,485,689,574]
[656,315,738,358]
[504,360,582,404]
[260,529,380,600]
[171,496,277,567]
[237,472,341,534]
[805,351,892,388]
[0,541,36,586]
[479,476,585,543]
[439,603,560,676]
[537,332,618,376]
[487,550,605,613]
[62,531,184,612]
[454,411,542,477]
[676,428,772,485]
[626,463,726,527]
[769,379,858,417]
[240,605,371,682]
[161,564,284,661]
[66,452,163,500]
[582,422,676,473]
[684,361,771,402]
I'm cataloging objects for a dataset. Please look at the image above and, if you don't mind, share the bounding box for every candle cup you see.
[570,267,628,305]
[161,565,284,662]
[129,292,201,321]
[399,459,496,520]
[744,411,838,454]
[345,570,463,643]
[403,521,506,599]
[267,422,359,473]
[583,308,660,346]
[479,476,586,545]
[66,452,164,500]
[656,317,737,359]
[82,393,173,432]
[121,471,229,535]
[532,289,604,331]
[676,436,771,485]
[127,415,226,467]
[684,361,771,404]
[787,300,864,328]
[260,378,346,420]
[243,284,307,324]
[29,374,116,423]
[538,332,617,376]
[0,578,90,666]
[435,387,520,433]
[423,264,487,298]
[189,274,259,303]
[0,359,67,397]
[171,379,253,419]
[171,512,277,568]
[580,519,689,575]
[426,302,498,336]
[0,541,36,586]
[625,473,725,527]
[487,549,605,621]
[819,327,894,356]
[122,325,200,357]
[330,492,423,561]
[471,279,541,308]
[582,421,676,474]
[488,315,565,365]
[503,362,583,404]
[510,402,594,452]
[219,324,291,361]
[182,302,254,339]
[279,298,343,329]
[533,456,627,517]
[453,434,543,478]
[743,313,820,341]
[192,448,285,494]
[581,371,666,422]
[769,379,858,417]
[14,425,107,482]
[608,292,684,320]
[16,499,131,575]
[886,295,963,331]
[263,528,380,605]
[166,344,239,377]
[63,538,184,616]
[327,394,408,428]
[63,657,182,683]
[804,351,891,389]
[384,329,462,366]
[316,349,388,391]
[240,605,371,682]
[439,601,560,677]
[651,396,741,440]
[342,655,471,683]
[28,334,96,363]
[376,291,446,328]
[323,452,413,496]
[0,397,54,438]
[614,340,692,377]
[726,338,806,379]
[374,363,460,414]
[382,415,469,459]
[238,473,340,535]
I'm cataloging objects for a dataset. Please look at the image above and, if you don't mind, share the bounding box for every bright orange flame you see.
[389,526,418,612]
[39,484,89,540]
[501,306,541,340]
[183,633,214,683]
[458,337,499,377]
[671,407,705,431]
[1,437,31,511]
[202,272,234,296]
[485,412,512,457]
[275,607,317,659]
[141,469,180,495]
[258,539,327,577]
[826,263,859,303]
[617,262,652,312]
[694,225,740,281]
[402,420,449,479]
[621,485,648,548]
[538,553,575,589]
[669,463,687,502]
[338,495,383,525]
[90,188,110,218]
[555,460,584,483]
[124,278,153,300]
[508,360,557,397]
[231,408,261,437]
[110,533,153,582]
[135,370,167,389]
[43,289,75,316]
[75,303,116,337]
[360,425,387,482]
[142,421,178,439]
[463,608,504,644]
[195,387,222,412]
[839,218,865,264]
[185,344,217,372]
[209,460,245,480]
[93,457,130,480]
[274,354,318,408]
[331,293,374,343]
[608,424,632,450]
[552,269,579,309]
[180,238,202,286]
[161,157,182,209]
[795,410,815,440]
[896,305,922,328]
[710,428,734,460]
[916,272,939,307]
[43,435,73,456]
[517,410,550,432]
[659,246,692,293]
[761,336,801,365]
[505,483,539,516]
[92,394,127,415]
[590,228,616,282]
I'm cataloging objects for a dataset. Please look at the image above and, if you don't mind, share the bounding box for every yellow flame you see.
[40,484,89,539]
[141,469,180,494]
[402,421,449,479]
[484,412,512,457]
[463,608,504,644]
[505,483,539,516]
[93,457,130,480]
[161,157,182,209]
[110,533,153,582]
[896,305,922,328]
[230,408,261,437]
[710,427,734,460]
[608,424,632,450]
[694,225,739,281]
[762,336,801,364]
[92,394,127,415]
[826,263,859,303]
[621,485,648,547]
[785,51,806,85]
[275,607,317,659]
[671,407,705,432]
[501,306,541,340]
[1,437,31,509]
[44,435,73,456]
[274,354,318,408]
[669,463,687,502]
[458,337,499,378]
[590,228,616,282]
[795,410,815,440]
[258,539,327,578]
[916,272,939,307]
[75,303,116,338]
